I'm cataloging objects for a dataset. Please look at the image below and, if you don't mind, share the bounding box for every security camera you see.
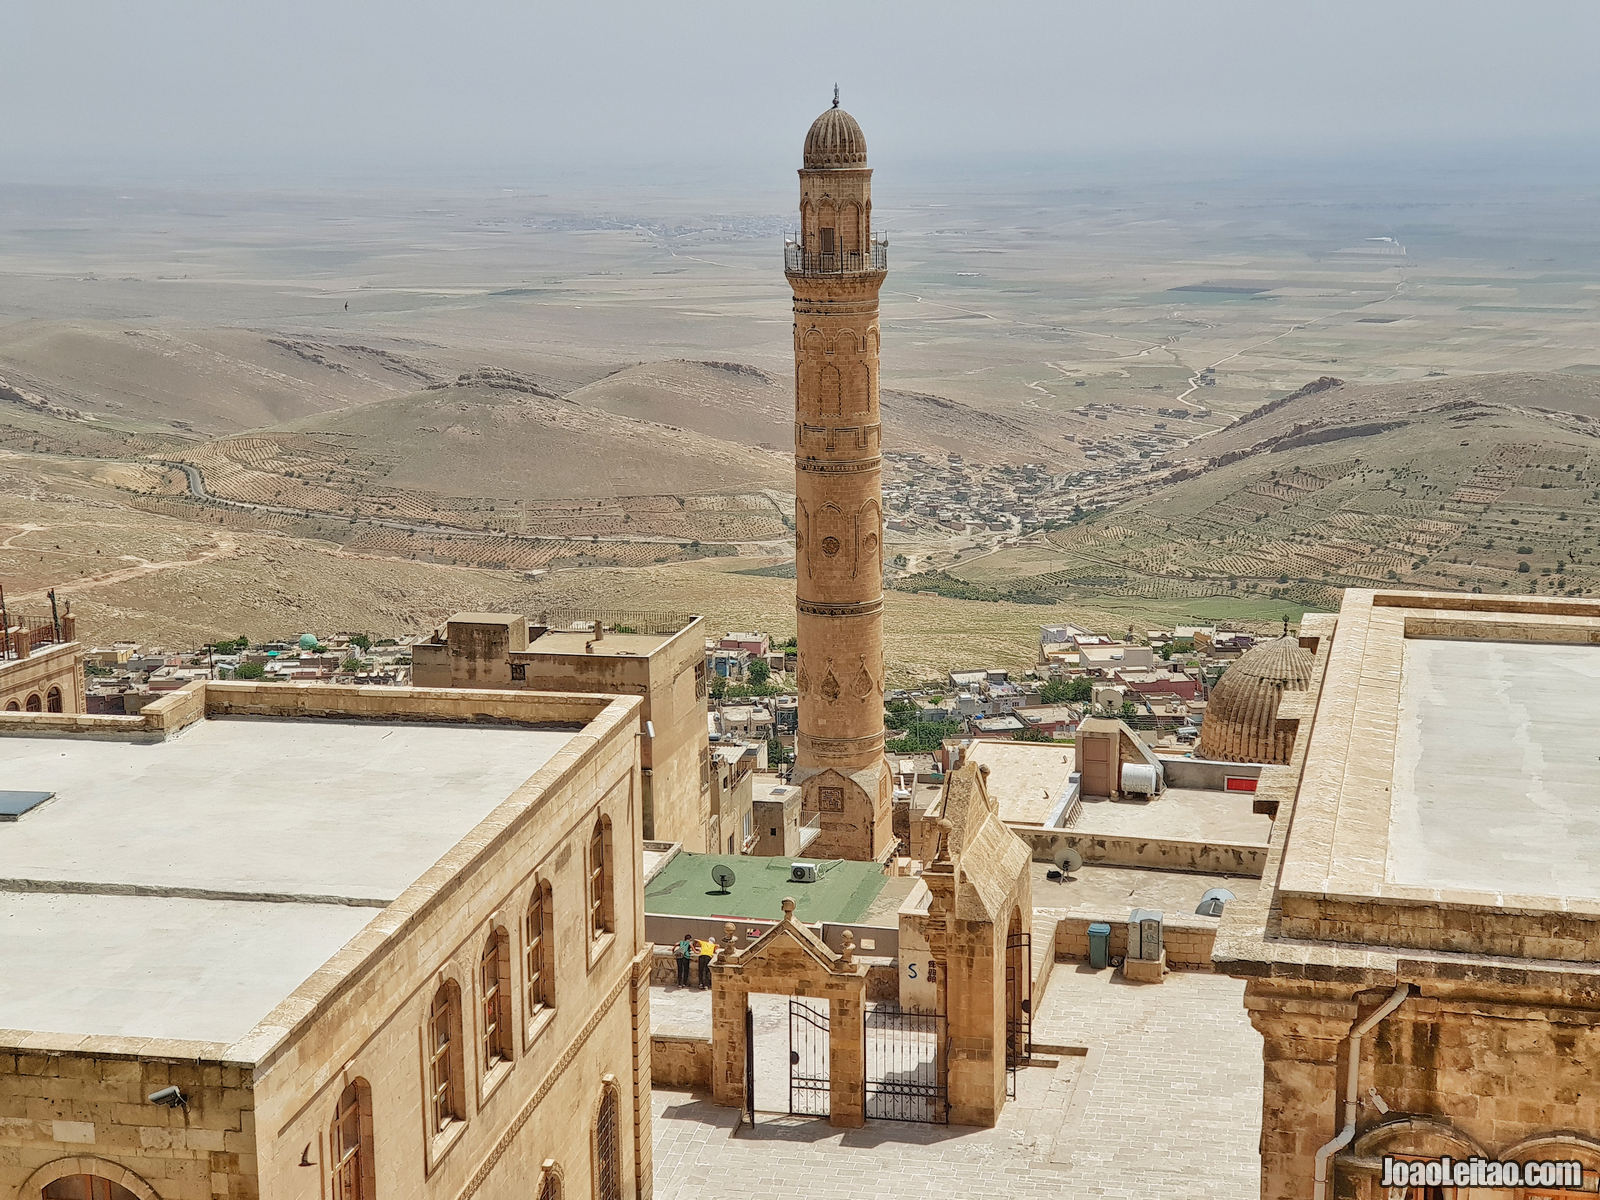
[148,1086,187,1108]
[645,721,655,739]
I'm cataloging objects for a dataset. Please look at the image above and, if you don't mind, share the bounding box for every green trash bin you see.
[1088,921,1112,969]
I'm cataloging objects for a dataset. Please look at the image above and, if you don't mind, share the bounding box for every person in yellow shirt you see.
[696,937,715,987]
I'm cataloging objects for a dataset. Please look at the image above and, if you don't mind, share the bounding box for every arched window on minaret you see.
[840,202,861,254]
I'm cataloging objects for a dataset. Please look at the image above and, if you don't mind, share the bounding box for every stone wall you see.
[252,693,653,1200]
[649,1036,711,1091]
[1016,826,1266,877]
[1053,915,1218,969]
[0,1048,256,1200]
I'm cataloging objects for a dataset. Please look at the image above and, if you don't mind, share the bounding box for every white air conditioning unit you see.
[790,863,818,884]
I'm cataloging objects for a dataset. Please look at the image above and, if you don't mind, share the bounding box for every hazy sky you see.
[6,0,1599,184]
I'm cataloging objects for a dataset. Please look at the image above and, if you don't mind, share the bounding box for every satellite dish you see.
[1196,887,1235,917]
[1052,845,1083,877]
[711,864,736,894]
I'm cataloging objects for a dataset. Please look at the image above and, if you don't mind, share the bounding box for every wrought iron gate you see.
[864,1005,948,1123]
[1006,926,1032,1098]
[788,997,830,1117]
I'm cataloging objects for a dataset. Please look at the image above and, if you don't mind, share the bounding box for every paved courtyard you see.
[651,965,1263,1200]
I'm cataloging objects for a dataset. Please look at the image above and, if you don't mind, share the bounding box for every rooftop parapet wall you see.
[1275,590,1600,962]
[0,679,624,741]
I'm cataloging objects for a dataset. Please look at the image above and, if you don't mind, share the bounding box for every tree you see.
[709,672,727,700]
[886,719,964,754]
[348,633,373,653]
[1064,677,1094,703]
[767,737,793,766]
[341,657,363,673]
[1039,678,1073,704]
[1012,726,1054,743]
[1120,700,1139,720]
[234,661,266,680]
[747,658,771,687]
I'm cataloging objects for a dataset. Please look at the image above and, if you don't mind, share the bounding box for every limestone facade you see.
[1215,591,1600,1200]
[413,612,712,850]
[709,900,869,1128]
[0,639,85,715]
[787,100,893,863]
[0,681,653,1200]
[901,761,1034,1127]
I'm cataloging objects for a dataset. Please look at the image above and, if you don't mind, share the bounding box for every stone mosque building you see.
[787,92,895,864]
[1196,633,1317,765]
[1216,589,1600,1200]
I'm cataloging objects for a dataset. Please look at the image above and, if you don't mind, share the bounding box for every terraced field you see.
[942,375,1600,612]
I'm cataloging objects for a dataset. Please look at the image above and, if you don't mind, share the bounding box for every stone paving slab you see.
[651,965,1262,1200]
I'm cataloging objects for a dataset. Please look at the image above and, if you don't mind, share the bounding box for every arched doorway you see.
[47,686,63,712]
[43,1177,142,1200]
[1005,907,1031,1072]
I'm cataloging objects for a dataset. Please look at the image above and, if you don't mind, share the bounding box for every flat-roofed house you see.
[0,680,652,1200]
[413,611,711,851]
[1217,590,1600,1200]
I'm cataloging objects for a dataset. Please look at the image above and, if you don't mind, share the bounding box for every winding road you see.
[161,462,791,553]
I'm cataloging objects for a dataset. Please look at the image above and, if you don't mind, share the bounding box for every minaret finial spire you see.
[832,83,840,109]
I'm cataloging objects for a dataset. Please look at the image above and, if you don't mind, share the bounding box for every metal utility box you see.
[1129,908,1164,961]
[1087,921,1112,969]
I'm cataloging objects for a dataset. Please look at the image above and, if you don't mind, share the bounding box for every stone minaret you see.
[786,91,894,862]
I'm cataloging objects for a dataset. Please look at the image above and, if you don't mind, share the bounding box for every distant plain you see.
[4,154,1599,671]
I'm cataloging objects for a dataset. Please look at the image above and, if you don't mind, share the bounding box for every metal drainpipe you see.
[1312,982,1411,1200]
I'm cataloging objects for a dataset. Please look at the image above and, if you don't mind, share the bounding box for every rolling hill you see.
[943,372,1600,609]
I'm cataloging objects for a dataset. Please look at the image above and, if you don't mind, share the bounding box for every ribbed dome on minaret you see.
[803,93,868,169]
[1196,635,1316,765]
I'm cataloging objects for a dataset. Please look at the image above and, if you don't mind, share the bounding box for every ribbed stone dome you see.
[1196,636,1316,765]
[804,105,868,169]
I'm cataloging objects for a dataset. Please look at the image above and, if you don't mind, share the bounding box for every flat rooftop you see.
[0,714,577,1045]
[1389,637,1600,898]
[1073,787,1271,846]
[965,740,1075,827]
[644,851,890,925]
[529,630,672,658]
[1262,590,1600,965]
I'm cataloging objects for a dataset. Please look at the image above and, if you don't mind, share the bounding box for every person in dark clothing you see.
[676,933,693,986]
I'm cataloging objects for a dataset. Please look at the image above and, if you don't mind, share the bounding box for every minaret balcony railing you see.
[784,238,888,276]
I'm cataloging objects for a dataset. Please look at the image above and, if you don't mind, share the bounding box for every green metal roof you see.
[644,851,888,925]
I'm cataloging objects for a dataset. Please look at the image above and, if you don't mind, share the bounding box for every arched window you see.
[427,979,465,1133]
[589,817,614,939]
[479,928,511,1071]
[534,1162,563,1200]
[4,700,19,711]
[42,1179,140,1200]
[25,692,41,712]
[329,1078,375,1200]
[593,1085,621,1200]
[46,686,62,712]
[525,881,554,1021]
